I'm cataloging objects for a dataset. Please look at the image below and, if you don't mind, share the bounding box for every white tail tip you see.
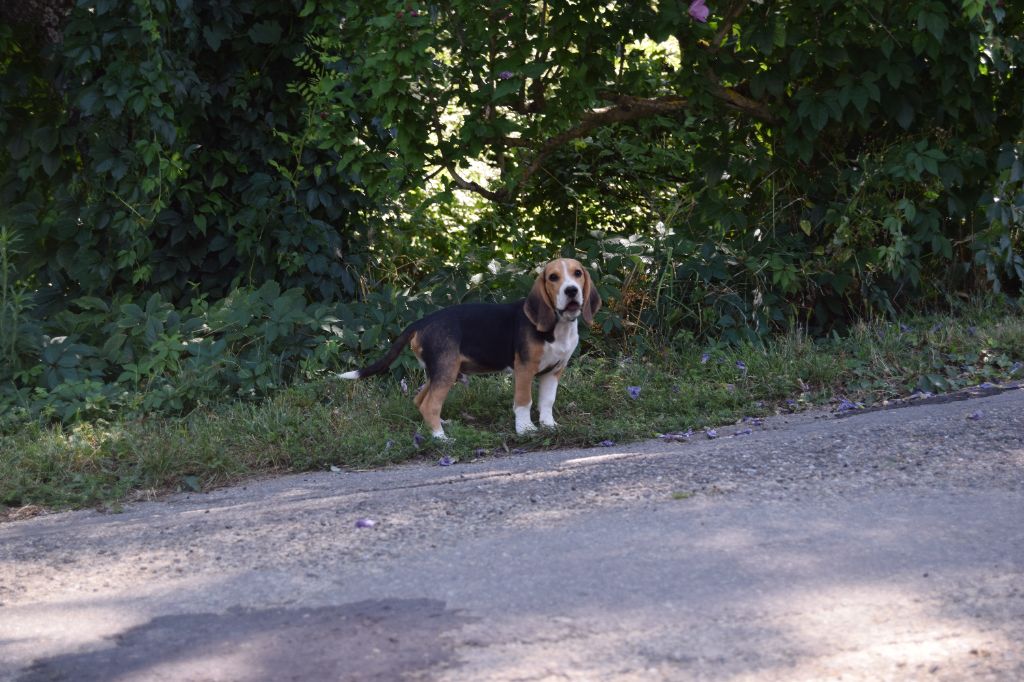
[337,370,361,380]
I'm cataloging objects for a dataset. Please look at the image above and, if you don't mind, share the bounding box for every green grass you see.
[2,307,1022,514]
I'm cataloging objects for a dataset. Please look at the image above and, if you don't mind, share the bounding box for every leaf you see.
[248,21,282,45]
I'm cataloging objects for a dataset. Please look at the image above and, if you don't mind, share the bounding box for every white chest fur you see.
[539,319,579,373]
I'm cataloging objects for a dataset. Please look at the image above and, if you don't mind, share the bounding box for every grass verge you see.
[2,308,1022,515]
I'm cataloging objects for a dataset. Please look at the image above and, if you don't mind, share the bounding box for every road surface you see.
[2,387,1023,680]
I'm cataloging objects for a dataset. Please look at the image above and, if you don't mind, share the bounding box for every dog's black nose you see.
[564,285,579,299]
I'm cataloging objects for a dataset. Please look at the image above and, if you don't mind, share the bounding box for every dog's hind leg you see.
[417,351,460,440]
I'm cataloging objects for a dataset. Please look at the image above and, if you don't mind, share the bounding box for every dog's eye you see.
[574,269,583,278]
[548,273,559,282]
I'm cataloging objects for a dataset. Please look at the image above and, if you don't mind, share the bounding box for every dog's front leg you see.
[538,371,561,428]
[513,365,537,434]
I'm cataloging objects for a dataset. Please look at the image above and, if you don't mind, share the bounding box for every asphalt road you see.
[2,387,1023,681]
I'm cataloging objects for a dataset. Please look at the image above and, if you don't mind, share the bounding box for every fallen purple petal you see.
[733,428,753,437]
[700,352,710,364]
[413,432,424,448]
[899,323,912,334]
[706,429,718,439]
[400,378,409,394]
[688,0,709,22]
[967,411,983,421]
[438,455,454,466]
[598,440,615,447]
[627,386,641,400]
[968,326,977,336]
[1010,362,1022,375]
[355,518,376,528]
[978,382,996,389]
[384,440,394,450]
[836,398,862,412]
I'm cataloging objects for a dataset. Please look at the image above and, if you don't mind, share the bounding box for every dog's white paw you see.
[540,418,558,428]
[516,421,538,435]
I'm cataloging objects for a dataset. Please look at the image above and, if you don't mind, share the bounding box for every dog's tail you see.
[337,325,418,380]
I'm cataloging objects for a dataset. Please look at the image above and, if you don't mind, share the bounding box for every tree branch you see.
[519,93,690,187]
[444,83,774,203]
[442,161,508,202]
[712,0,749,50]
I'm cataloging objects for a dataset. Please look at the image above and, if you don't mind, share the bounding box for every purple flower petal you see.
[733,428,752,437]
[706,428,718,439]
[700,352,710,364]
[384,440,394,450]
[598,439,615,447]
[967,411,983,421]
[498,70,514,80]
[413,432,424,448]
[1010,361,1023,375]
[627,386,641,400]
[899,323,912,334]
[735,360,747,372]
[688,0,709,22]
[438,455,454,466]
[967,326,977,336]
[355,518,376,528]
[837,398,862,412]
[400,378,409,394]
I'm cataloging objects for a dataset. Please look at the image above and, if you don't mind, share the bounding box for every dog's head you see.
[524,258,602,332]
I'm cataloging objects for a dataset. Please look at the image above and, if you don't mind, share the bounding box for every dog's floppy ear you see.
[524,274,557,332]
[582,267,602,325]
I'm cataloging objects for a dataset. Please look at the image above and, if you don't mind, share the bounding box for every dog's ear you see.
[582,267,602,325]
[524,274,557,332]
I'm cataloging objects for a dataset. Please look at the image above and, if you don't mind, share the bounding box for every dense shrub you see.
[1,0,1022,428]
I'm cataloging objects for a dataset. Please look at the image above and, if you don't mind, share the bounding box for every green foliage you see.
[2,1,1024,429]
[1,0,362,304]
[303,0,1024,326]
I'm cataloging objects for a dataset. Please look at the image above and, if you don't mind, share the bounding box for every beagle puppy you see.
[339,258,601,439]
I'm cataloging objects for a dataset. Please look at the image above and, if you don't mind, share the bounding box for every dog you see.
[338,258,601,439]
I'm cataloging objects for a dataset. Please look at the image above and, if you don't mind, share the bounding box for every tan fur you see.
[513,349,542,410]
